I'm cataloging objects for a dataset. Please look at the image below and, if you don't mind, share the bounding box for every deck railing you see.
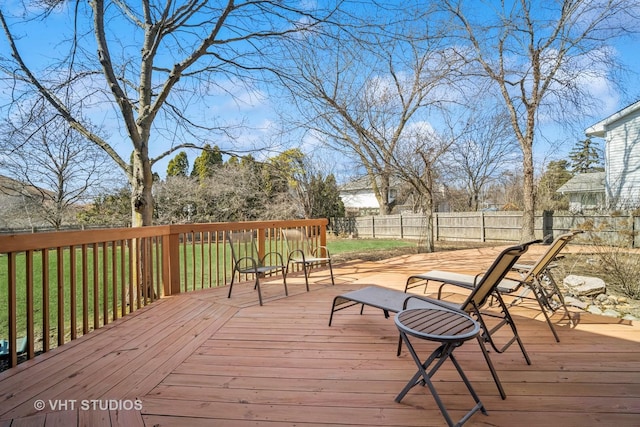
[0,218,328,368]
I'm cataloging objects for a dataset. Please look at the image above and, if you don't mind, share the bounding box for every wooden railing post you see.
[163,228,181,295]
[320,222,327,248]
[257,227,266,260]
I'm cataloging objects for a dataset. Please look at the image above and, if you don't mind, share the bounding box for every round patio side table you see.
[394,307,487,427]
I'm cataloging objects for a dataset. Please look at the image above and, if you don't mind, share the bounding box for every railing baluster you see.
[112,240,118,321]
[8,252,17,368]
[92,242,99,330]
[26,250,34,359]
[155,237,161,298]
[102,242,108,325]
[219,231,225,288]
[70,245,77,340]
[120,240,126,316]
[191,232,196,291]
[181,233,187,293]
[57,246,64,346]
[82,244,89,335]
[42,248,50,353]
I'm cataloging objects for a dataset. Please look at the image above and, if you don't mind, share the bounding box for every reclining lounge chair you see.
[405,231,583,342]
[329,241,538,399]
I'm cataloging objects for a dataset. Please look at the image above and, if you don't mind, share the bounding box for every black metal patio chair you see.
[227,231,288,306]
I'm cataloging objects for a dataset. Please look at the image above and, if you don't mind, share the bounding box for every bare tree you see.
[0,102,114,229]
[443,0,639,240]
[277,6,466,250]
[390,122,458,251]
[441,110,520,211]
[0,1,344,226]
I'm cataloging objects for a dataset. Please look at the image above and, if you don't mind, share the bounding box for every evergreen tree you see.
[191,144,223,180]
[537,160,573,211]
[263,149,305,197]
[166,151,189,177]
[78,187,132,226]
[569,138,604,173]
[310,174,345,219]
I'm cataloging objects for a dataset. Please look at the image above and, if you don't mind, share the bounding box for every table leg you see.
[395,330,486,427]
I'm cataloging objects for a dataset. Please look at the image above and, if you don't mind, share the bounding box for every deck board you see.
[1,245,639,426]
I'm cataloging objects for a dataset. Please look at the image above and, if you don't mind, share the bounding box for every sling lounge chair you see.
[227,231,288,306]
[329,241,537,399]
[405,231,582,342]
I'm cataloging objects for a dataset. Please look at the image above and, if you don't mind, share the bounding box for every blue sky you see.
[1,1,639,185]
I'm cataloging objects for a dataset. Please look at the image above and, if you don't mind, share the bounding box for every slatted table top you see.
[395,307,480,343]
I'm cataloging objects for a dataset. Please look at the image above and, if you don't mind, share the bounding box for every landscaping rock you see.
[564,296,588,310]
[587,305,603,315]
[564,275,606,297]
[564,275,586,287]
[603,308,621,317]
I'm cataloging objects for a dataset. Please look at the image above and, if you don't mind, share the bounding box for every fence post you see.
[480,211,485,242]
[400,215,404,239]
[543,210,554,241]
[372,216,376,238]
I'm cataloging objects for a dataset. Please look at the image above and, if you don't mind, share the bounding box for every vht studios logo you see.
[34,399,143,411]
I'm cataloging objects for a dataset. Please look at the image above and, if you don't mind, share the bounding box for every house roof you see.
[556,172,605,194]
[585,99,640,137]
[339,175,403,192]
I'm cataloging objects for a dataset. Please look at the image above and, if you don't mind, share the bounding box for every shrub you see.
[583,218,640,299]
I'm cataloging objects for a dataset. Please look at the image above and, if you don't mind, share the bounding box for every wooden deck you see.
[1,245,639,426]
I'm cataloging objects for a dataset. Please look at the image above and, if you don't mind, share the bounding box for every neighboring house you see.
[585,99,640,209]
[556,172,606,212]
[339,176,399,216]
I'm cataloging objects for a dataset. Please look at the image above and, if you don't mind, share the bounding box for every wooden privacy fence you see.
[330,211,640,247]
[0,219,328,368]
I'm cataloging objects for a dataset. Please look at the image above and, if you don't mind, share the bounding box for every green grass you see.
[327,237,415,254]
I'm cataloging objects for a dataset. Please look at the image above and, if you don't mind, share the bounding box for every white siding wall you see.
[606,108,640,208]
[568,193,605,212]
[340,190,380,209]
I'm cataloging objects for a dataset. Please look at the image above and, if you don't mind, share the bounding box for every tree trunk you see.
[521,137,536,242]
[372,173,393,215]
[418,190,435,253]
[130,149,154,227]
